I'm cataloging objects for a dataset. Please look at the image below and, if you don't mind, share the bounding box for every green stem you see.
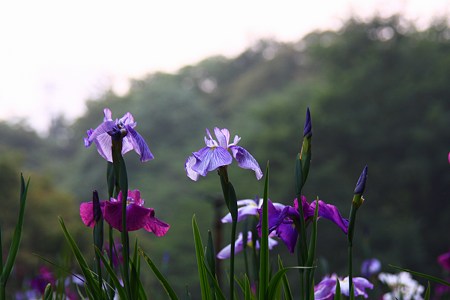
[218,167,237,300]
[112,139,131,299]
[347,204,358,294]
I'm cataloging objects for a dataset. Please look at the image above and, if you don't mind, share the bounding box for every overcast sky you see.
[0,0,448,134]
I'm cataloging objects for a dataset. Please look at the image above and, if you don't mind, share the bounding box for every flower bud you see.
[354,165,368,195]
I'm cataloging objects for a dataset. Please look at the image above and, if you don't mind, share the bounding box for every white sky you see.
[0,0,448,134]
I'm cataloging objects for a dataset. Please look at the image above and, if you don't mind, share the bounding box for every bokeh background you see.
[0,1,449,298]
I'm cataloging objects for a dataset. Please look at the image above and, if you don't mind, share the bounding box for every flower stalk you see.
[347,165,368,294]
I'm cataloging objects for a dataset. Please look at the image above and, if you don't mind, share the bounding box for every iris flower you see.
[84,108,153,162]
[314,274,373,299]
[378,272,425,300]
[257,196,349,252]
[185,127,263,181]
[216,231,278,260]
[361,258,381,278]
[221,198,286,223]
[80,190,169,236]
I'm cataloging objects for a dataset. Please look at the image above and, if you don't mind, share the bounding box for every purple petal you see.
[438,251,450,271]
[351,277,374,298]
[143,210,170,236]
[314,277,336,300]
[221,203,259,223]
[103,108,113,121]
[104,201,151,232]
[276,223,298,253]
[192,147,233,176]
[92,131,114,161]
[125,125,154,162]
[230,146,263,180]
[310,200,349,234]
[80,201,106,227]
[217,232,246,259]
[185,156,200,181]
[214,127,230,148]
[120,112,135,126]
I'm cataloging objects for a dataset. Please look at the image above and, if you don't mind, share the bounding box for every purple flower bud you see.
[354,165,368,195]
[303,107,312,137]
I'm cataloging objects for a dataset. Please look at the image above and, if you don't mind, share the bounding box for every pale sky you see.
[0,0,448,134]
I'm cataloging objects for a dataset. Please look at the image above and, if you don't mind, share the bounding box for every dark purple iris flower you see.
[80,190,169,236]
[314,274,373,299]
[84,108,153,162]
[257,196,349,253]
[30,266,56,295]
[185,127,263,181]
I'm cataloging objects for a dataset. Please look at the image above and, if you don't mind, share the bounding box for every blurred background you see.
[0,0,449,298]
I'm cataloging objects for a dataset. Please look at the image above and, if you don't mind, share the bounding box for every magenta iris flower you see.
[216,231,278,260]
[257,196,349,253]
[80,190,169,236]
[84,108,154,162]
[185,127,263,181]
[314,274,373,299]
[438,250,450,271]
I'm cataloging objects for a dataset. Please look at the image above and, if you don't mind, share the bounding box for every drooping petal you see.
[185,156,200,181]
[143,210,170,236]
[92,131,114,162]
[314,276,336,300]
[192,146,233,176]
[104,201,151,231]
[80,201,106,227]
[230,146,263,180]
[86,120,116,146]
[310,200,349,234]
[276,222,298,253]
[217,233,245,260]
[125,125,154,162]
[214,127,230,148]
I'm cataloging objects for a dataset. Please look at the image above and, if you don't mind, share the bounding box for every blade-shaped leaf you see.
[259,162,270,300]
[192,215,211,300]
[139,248,178,300]
[389,265,450,287]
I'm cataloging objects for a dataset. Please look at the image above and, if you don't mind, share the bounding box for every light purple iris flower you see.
[314,274,373,299]
[185,127,263,181]
[257,196,349,253]
[216,231,278,260]
[361,258,382,278]
[80,190,169,236]
[84,108,154,162]
[221,198,286,223]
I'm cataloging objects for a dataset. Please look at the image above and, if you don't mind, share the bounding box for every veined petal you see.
[87,120,116,144]
[125,125,154,162]
[221,205,259,223]
[314,277,336,300]
[311,200,349,234]
[192,147,232,176]
[214,127,230,148]
[80,201,106,227]
[185,156,200,181]
[143,211,170,236]
[104,201,151,232]
[93,131,114,162]
[230,146,263,180]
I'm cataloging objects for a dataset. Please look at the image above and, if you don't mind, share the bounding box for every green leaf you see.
[278,257,293,300]
[192,215,211,300]
[139,248,179,300]
[424,281,431,300]
[59,217,103,299]
[333,279,341,300]
[202,255,226,300]
[1,175,29,283]
[258,162,270,300]
[389,265,450,287]
[95,247,127,299]
[44,283,53,300]
[267,266,313,300]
